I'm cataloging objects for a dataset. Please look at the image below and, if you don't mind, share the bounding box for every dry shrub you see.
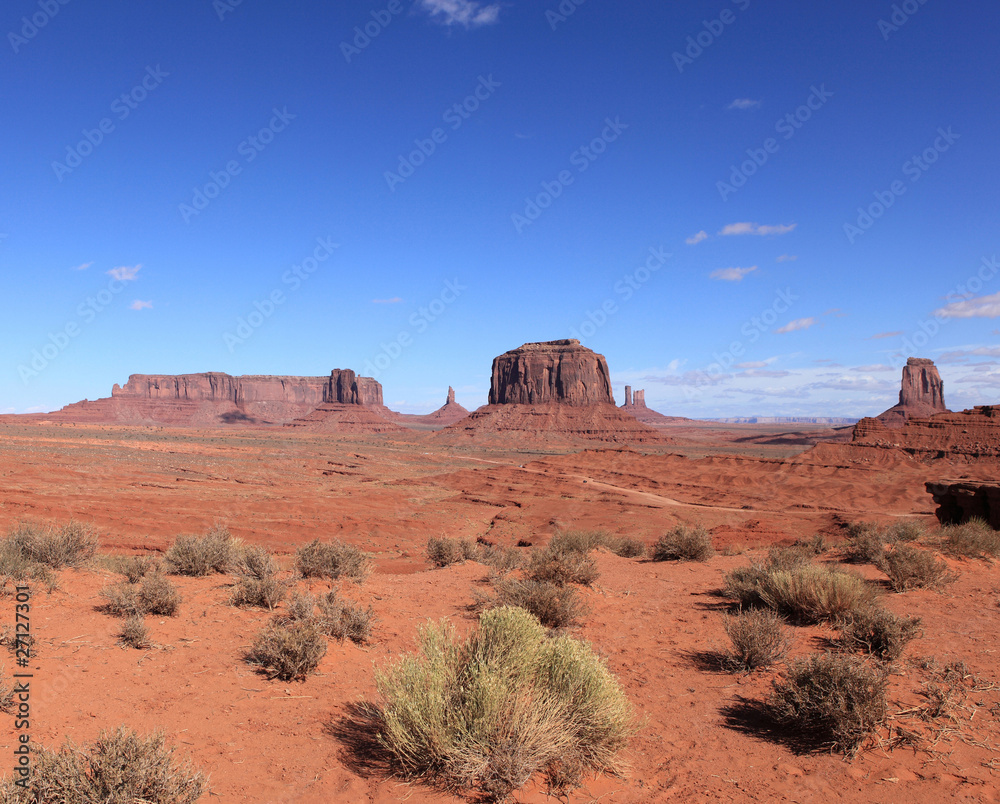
[117,616,150,650]
[295,539,371,581]
[837,606,921,662]
[765,546,813,572]
[246,621,327,681]
[108,555,160,584]
[723,563,770,608]
[769,653,888,753]
[101,575,180,617]
[878,544,948,592]
[426,537,472,568]
[164,527,238,576]
[942,518,1000,559]
[316,591,374,645]
[722,609,789,672]
[650,525,714,562]
[885,520,926,543]
[426,538,524,575]
[548,530,643,559]
[842,521,891,565]
[281,590,318,624]
[5,521,99,569]
[795,533,829,555]
[233,544,278,579]
[478,545,524,575]
[230,576,287,610]
[526,546,598,587]
[0,727,207,803]
[605,537,646,558]
[374,607,634,801]
[486,578,585,629]
[757,565,873,624]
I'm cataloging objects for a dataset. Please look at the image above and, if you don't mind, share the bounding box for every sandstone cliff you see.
[620,385,690,425]
[875,357,948,427]
[852,405,1000,459]
[489,340,613,406]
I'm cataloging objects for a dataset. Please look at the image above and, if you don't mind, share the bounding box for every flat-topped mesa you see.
[489,339,614,406]
[325,369,383,406]
[874,357,948,427]
[113,373,328,407]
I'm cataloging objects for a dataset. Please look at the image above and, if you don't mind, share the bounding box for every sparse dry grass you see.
[117,616,150,650]
[0,727,207,803]
[837,606,921,662]
[526,546,598,587]
[878,544,948,592]
[484,578,585,629]
[941,518,1000,559]
[756,565,874,624]
[650,525,714,562]
[101,574,180,617]
[246,621,327,681]
[164,527,239,576]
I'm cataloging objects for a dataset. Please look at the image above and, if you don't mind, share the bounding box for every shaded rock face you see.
[852,405,1000,459]
[488,339,613,406]
[114,374,328,408]
[926,481,1000,529]
[326,370,383,406]
[875,357,948,427]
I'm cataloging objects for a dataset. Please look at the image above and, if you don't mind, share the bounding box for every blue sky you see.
[3,0,999,418]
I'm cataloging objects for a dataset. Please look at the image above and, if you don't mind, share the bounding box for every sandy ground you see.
[1,422,999,803]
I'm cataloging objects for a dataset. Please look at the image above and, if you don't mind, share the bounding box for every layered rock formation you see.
[852,405,1000,460]
[620,385,689,426]
[442,340,665,444]
[489,340,613,406]
[926,481,1000,529]
[875,358,948,427]
[379,387,470,430]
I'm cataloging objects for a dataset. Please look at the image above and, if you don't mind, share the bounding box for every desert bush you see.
[795,533,829,555]
[230,576,287,610]
[548,530,608,554]
[246,621,327,681]
[233,544,278,580]
[765,546,813,572]
[650,525,714,562]
[281,590,318,624]
[314,591,374,645]
[486,578,585,629]
[722,563,770,608]
[604,537,646,558]
[0,727,207,803]
[842,522,890,565]
[757,565,873,624]
[374,607,633,800]
[526,546,598,587]
[295,539,370,581]
[478,545,524,574]
[837,606,921,662]
[117,616,150,650]
[6,521,99,569]
[101,575,180,617]
[942,518,1000,559]
[164,527,238,576]
[769,653,888,753]
[106,555,160,584]
[426,537,470,568]
[885,520,926,543]
[722,609,789,672]
[0,540,56,591]
[878,544,948,592]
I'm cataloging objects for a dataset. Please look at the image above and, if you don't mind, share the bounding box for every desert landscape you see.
[0,340,998,802]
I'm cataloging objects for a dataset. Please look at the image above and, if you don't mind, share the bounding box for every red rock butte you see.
[443,339,665,444]
[873,357,949,427]
[621,385,690,425]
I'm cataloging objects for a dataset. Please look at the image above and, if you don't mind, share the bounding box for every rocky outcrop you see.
[620,385,689,426]
[489,340,613,406]
[442,341,665,444]
[390,387,471,430]
[875,358,948,427]
[50,370,391,428]
[926,481,1000,529]
[852,405,1000,459]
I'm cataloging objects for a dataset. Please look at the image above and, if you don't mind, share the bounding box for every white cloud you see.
[72,262,93,271]
[685,230,708,245]
[129,300,152,311]
[775,317,817,334]
[867,331,903,340]
[373,297,403,304]
[418,0,500,26]
[710,266,757,282]
[735,360,769,369]
[776,254,797,263]
[852,364,894,373]
[738,369,792,378]
[728,98,760,110]
[938,346,1000,362]
[107,264,141,281]
[719,222,796,237]
[933,292,1000,319]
